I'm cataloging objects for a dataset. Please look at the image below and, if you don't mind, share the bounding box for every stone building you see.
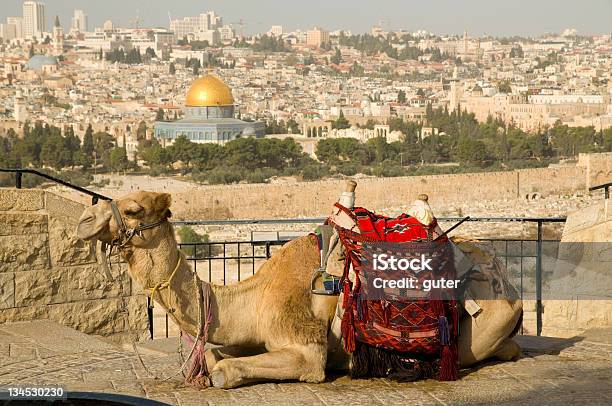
[154,75,265,146]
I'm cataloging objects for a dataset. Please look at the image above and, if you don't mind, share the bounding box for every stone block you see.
[0,272,14,309]
[45,192,87,222]
[126,294,150,338]
[0,213,47,236]
[14,264,131,306]
[47,298,128,335]
[0,189,45,211]
[48,216,96,267]
[2,298,132,336]
[0,234,49,273]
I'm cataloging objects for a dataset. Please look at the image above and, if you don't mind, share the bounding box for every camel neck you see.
[122,224,258,345]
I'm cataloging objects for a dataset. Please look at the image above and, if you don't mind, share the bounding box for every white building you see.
[0,23,16,41]
[14,91,27,122]
[71,9,88,34]
[23,1,45,39]
[194,29,220,45]
[1,17,23,40]
[169,11,222,41]
[218,25,235,41]
[269,25,283,37]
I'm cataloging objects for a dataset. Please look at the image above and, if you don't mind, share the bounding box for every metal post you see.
[15,172,22,189]
[536,221,543,336]
[147,297,154,339]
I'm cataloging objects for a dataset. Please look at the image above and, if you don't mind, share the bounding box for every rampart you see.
[0,189,149,342]
[171,165,594,220]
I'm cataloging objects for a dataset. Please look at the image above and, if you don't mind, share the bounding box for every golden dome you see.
[185,75,234,107]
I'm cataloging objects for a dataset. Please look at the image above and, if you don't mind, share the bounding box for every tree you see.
[330,48,342,65]
[136,121,147,139]
[193,65,200,76]
[177,226,210,257]
[169,62,176,75]
[416,88,425,97]
[138,139,169,168]
[155,108,165,121]
[109,147,129,172]
[455,137,486,164]
[498,81,512,94]
[145,47,156,58]
[81,124,94,168]
[332,110,350,130]
[397,90,406,103]
[168,135,194,166]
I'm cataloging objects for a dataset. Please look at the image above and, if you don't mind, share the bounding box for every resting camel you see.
[76,191,522,389]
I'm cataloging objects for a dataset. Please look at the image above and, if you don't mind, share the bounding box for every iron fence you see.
[151,217,567,339]
[5,168,610,340]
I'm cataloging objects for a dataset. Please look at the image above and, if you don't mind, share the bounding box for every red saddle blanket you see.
[329,203,459,381]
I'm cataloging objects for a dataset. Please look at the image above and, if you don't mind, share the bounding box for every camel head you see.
[76,191,172,248]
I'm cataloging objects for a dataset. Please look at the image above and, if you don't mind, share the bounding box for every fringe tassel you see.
[351,342,437,381]
[382,300,391,327]
[438,342,458,381]
[341,294,356,353]
[183,335,211,388]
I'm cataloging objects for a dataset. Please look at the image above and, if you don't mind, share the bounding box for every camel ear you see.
[154,193,172,218]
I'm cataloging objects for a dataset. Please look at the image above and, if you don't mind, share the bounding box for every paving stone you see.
[1,321,611,404]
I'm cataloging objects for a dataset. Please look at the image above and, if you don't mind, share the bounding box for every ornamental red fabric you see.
[329,203,459,381]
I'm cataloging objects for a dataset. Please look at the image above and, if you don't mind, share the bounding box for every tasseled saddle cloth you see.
[328,203,460,381]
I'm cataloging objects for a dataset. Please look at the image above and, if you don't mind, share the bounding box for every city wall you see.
[0,189,149,343]
[171,165,594,220]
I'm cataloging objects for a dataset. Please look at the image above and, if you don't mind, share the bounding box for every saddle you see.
[325,203,460,381]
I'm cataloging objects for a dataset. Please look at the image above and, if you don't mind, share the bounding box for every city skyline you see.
[0,0,611,37]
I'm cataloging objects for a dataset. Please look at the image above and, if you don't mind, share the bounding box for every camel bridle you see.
[109,200,168,248]
[104,200,213,387]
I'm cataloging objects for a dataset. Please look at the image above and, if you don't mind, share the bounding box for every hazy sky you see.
[1,0,611,37]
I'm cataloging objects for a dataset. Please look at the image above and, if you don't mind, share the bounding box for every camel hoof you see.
[210,370,226,388]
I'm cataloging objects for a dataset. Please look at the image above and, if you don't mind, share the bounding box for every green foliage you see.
[109,147,130,172]
[498,80,512,93]
[332,111,350,130]
[176,226,211,258]
[251,35,289,52]
[169,62,176,75]
[397,90,406,103]
[105,48,142,64]
[330,48,342,65]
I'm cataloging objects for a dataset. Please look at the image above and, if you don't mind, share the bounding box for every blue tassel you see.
[439,316,450,346]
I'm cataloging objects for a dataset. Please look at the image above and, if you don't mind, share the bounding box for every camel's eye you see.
[124,204,144,217]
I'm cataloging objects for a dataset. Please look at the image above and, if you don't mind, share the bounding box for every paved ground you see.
[1,321,611,405]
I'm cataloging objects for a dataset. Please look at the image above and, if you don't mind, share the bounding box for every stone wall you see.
[578,152,612,190]
[170,165,591,220]
[0,189,149,343]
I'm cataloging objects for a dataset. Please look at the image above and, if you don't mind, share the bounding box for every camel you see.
[76,191,522,389]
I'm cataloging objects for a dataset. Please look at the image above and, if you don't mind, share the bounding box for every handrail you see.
[589,181,610,199]
[0,168,111,204]
[172,216,567,226]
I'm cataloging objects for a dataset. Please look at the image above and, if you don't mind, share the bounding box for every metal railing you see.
[0,168,111,204]
[10,168,612,339]
[154,216,567,338]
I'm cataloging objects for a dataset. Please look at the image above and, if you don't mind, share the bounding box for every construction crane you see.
[228,19,264,39]
[129,10,142,30]
[228,19,247,39]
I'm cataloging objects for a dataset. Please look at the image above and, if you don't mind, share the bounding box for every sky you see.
[1,0,611,37]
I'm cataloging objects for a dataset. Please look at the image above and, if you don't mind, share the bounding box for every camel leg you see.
[210,343,326,388]
[492,338,522,361]
[204,345,266,372]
